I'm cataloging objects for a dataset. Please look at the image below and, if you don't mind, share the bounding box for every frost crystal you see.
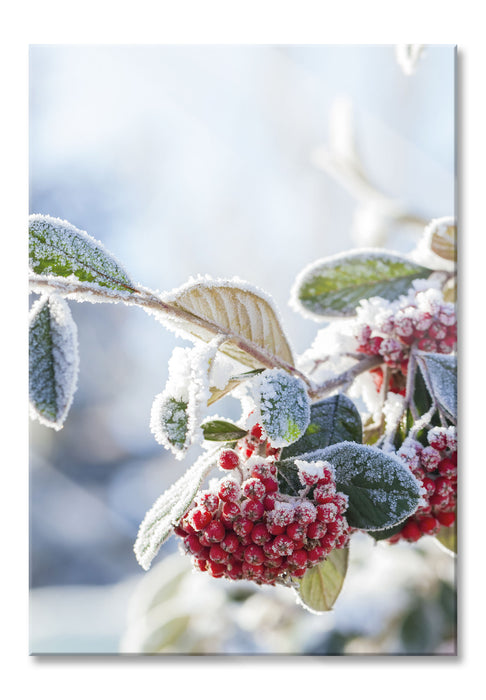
[29,294,79,430]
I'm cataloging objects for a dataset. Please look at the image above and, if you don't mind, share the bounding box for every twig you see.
[308,355,383,400]
[29,273,312,388]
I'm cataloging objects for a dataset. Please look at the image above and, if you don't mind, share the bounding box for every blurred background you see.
[29,44,456,654]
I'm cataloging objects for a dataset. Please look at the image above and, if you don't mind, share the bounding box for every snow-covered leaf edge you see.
[29,214,136,293]
[29,294,79,430]
[290,249,432,320]
[294,547,349,613]
[134,449,218,570]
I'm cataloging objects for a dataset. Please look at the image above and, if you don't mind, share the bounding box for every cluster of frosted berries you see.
[355,289,457,396]
[388,426,457,543]
[174,424,350,586]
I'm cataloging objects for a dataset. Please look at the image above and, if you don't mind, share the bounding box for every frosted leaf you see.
[134,449,218,570]
[280,394,362,460]
[150,276,295,370]
[252,369,310,448]
[290,249,432,320]
[294,547,349,613]
[29,294,79,430]
[321,442,422,530]
[150,340,222,459]
[282,442,421,531]
[29,214,136,293]
[416,351,457,421]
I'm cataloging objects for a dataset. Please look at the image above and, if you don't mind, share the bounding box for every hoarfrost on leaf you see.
[29,294,79,430]
[134,448,219,570]
[29,214,136,293]
[290,249,432,319]
[252,369,311,448]
[150,340,223,459]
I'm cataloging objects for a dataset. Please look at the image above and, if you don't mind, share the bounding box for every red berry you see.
[218,478,241,502]
[241,498,265,521]
[218,448,240,471]
[437,511,456,527]
[244,544,265,565]
[242,478,266,501]
[417,515,439,534]
[203,520,226,543]
[189,506,212,532]
[209,544,230,564]
[251,523,271,545]
[401,520,422,542]
[307,521,327,539]
[272,534,294,556]
[287,549,308,569]
[221,501,240,523]
[307,546,326,563]
[185,533,204,556]
[208,561,226,577]
[232,516,254,538]
[220,532,240,553]
[261,477,279,493]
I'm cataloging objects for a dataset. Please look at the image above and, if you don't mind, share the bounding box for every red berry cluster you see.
[173,426,350,586]
[355,290,456,397]
[388,426,457,543]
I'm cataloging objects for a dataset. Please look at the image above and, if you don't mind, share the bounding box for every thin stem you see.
[30,273,312,387]
[308,355,383,401]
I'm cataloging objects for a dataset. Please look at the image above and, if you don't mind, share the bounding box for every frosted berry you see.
[218,448,240,471]
[387,426,457,544]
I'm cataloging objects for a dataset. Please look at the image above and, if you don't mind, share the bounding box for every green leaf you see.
[255,369,310,447]
[435,524,457,555]
[416,351,457,421]
[279,442,422,530]
[294,548,349,613]
[324,442,422,530]
[29,214,136,293]
[280,394,362,460]
[292,250,432,318]
[29,294,79,430]
[134,450,218,570]
[276,460,305,496]
[201,419,248,442]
